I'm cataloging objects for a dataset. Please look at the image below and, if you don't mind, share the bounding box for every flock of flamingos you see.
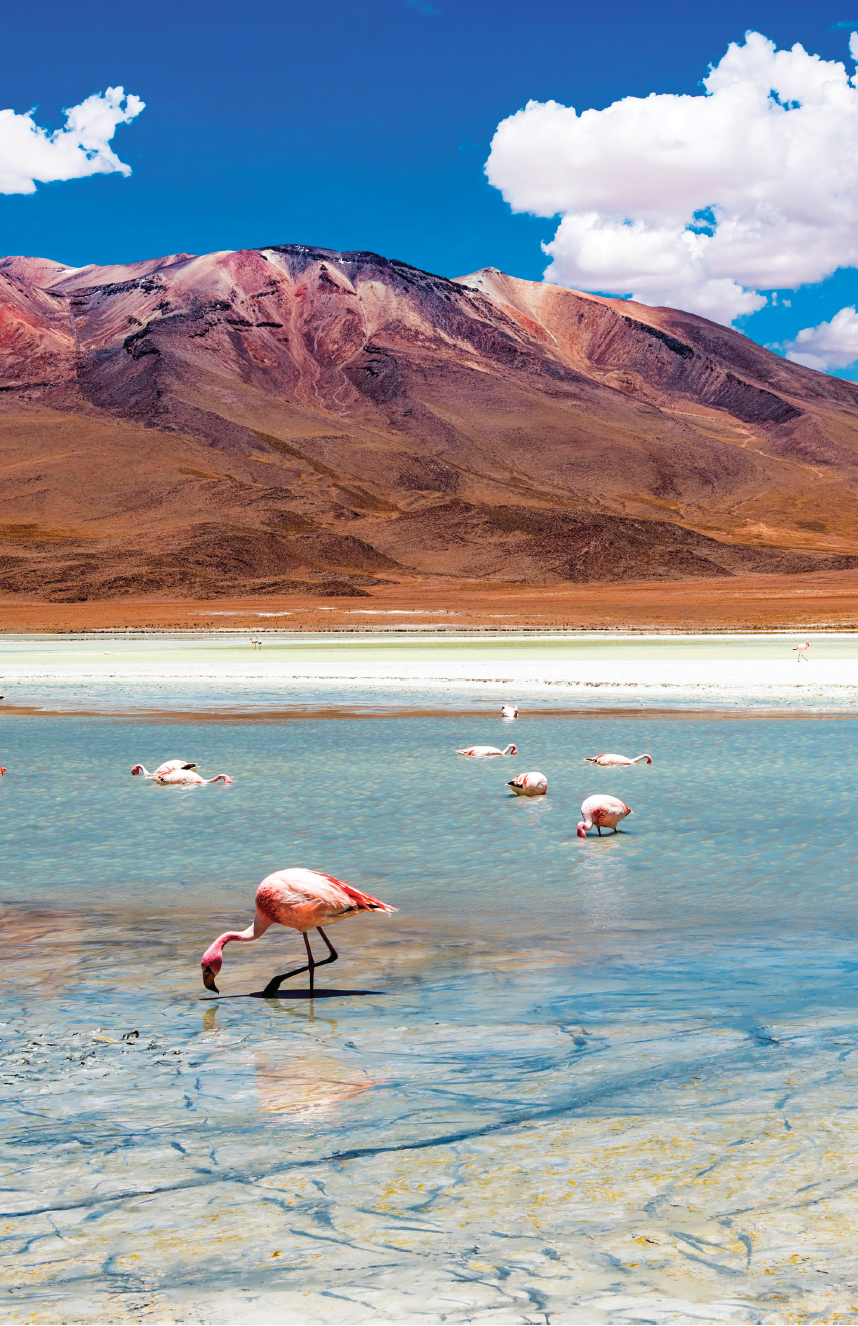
[192,635,810,993]
[0,638,814,996]
[141,637,810,993]
[130,702,654,997]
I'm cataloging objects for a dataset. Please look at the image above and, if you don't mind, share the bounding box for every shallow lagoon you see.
[3,666,858,1320]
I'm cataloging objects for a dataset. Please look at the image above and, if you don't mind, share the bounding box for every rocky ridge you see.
[1,244,858,599]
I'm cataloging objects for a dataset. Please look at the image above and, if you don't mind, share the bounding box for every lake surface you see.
[2,655,858,1321]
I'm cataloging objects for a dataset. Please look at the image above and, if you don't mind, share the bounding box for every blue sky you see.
[5,0,858,374]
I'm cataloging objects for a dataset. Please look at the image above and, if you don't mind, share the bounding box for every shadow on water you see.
[204,988,386,1000]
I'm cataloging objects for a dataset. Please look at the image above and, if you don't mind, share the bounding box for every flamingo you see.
[583,753,652,766]
[0,767,7,776]
[200,867,397,995]
[456,743,518,758]
[507,770,547,796]
[501,704,519,719]
[793,640,810,662]
[131,759,197,779]
[155,767,232,786]
[577,794,633,837]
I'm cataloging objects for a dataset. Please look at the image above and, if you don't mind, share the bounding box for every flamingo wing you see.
[260,868,396,915]
[153,759,195,777]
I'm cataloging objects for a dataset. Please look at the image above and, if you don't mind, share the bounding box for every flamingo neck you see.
[577,820,590,838]
[206,774,233,784]
[201,929,252,966]
[633,755,653,765]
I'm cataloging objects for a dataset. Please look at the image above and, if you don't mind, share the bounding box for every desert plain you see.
[1,570,856,634]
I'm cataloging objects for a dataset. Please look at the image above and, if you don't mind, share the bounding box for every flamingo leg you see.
[307,927,339,991]
[305,931,315,992]
[260,927,339,997]
[597,825,602,836]
[316,926,339,966]
[261,946,312,997]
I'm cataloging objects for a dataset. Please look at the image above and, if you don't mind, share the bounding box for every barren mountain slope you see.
[1,244,857,599]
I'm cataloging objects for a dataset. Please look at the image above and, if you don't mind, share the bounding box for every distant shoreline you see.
[1,567,858,634]
[2,631,857,714]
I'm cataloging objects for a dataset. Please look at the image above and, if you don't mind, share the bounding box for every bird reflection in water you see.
[201,1001,384,1115]
[254,1049,382,1116]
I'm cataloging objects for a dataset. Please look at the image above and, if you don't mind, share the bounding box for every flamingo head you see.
[577,821,588,839]
[642,755,653,765]
[201,939,224,992]
[505,744,518,756]
[130,764,145,776]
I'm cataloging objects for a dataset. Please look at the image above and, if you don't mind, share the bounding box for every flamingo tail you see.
[319,873,398,913]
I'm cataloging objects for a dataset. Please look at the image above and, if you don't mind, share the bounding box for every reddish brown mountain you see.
[1,243,858,599]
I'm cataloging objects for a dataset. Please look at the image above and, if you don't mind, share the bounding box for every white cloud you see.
[0,87,144,195]
[485,31,858,325]
[783,306,858,370]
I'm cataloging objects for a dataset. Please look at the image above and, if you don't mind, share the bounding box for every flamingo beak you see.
[202,965,219,993]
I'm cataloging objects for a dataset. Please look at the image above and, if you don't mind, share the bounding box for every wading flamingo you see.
[155,767,232,786]
[201,867,397,995]
[501,705,519,719]
[583,753,652,767]
[577,794,633,837]
[794,641,810,662]
[507,771,548,796]
[0,767,7,776]
[456,743,518,758]
[131,759,197,779]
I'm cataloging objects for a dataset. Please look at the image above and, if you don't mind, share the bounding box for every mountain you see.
[1,243,858,600]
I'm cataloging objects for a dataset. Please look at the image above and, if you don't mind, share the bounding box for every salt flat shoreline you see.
[1,631,857,711]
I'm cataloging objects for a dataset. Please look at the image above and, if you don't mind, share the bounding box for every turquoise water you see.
[3,708,858,1322]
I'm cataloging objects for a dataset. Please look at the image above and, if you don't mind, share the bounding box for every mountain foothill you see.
[1,243,857,601]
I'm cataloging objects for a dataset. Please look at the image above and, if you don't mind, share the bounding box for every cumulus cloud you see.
[783,306,858,370]
[0,87,144,195]
[485,31,858,325]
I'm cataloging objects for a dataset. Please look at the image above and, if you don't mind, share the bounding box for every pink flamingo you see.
[577,794,633,837]
[155,767,232,786]
[584,752,652,766]
[131,759,197,779]
[793,640,810,662]
[507,771,548,796]
[501,704,519,719]
[0,767,7,776]
[201,867,397,995]
[456,743,517,758]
